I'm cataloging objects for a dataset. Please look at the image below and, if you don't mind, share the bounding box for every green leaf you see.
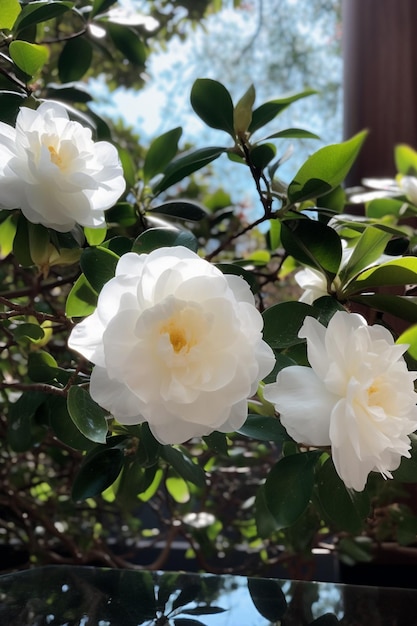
[262,301,317,349]
[397,324,417,360]
[249,143,276,170]
[27,351,58,382]
[190,78,235,137]
[264,452,319,530]
[171,584,202,611]
[233,84,256,134]
[237,414,288,442]
[58,37,92,82]
[65,274,98,317]
[350,294,417,323]
[80,246,119,293]
[216,263,258,293]
[316,457,370,534]
[203,431,229,455]
[248,89,317,134]
[13,214,33,267]
[46,82,93,103]
[165,475,190,503]
[136,423,161,468]
[8,392,46,452]
[395,143,417,176]
[143,127,182,182]
[106,202,137,227]
[12,323,44,343]
[344,256,417,296]
[339,227,392,287]
[106,23,147,66]
[67,385,108,444]
[150,201,209,222]
[281,219,342,279]
[0,0,21,29]
[132,227,198,254]
[247,578,287,622]
[84,226,107,246]
[264,127,320,140]
[161,446,206,488]
[118,145,136,188]
[288,131,368,203]
[366,197,409,219]
[255,485,281,537]
[393,437,417,482]
[0,92,28,125]
[91,0,117,18]
[13,1,73,34]
[48,395,95,450]
[153,146,226,194]
[72,446,124,500]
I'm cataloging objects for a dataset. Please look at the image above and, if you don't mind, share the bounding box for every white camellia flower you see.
[68,246,275,444]
[263,311,417,491]
[0,102,125,232]
[399,175,417,206]
[294,243,353,304]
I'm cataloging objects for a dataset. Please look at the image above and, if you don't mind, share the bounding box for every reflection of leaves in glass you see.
[247,577,288,622]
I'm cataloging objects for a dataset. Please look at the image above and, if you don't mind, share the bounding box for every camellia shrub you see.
[1,0,417,573]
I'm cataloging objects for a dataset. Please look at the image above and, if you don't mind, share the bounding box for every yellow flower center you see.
[159,306,203,355]
[48,145,63,168]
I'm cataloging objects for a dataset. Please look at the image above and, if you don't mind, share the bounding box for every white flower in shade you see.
[68,246,275,444]
[263,311,417,491]
[0,102,125,232]
[399,176,417,206]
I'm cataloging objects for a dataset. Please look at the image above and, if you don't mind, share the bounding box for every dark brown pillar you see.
[343,0,417,186]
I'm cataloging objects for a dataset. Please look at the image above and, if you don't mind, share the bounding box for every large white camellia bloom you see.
[263,311,417,491]
[0,102,125,232]
[68,246,275,444]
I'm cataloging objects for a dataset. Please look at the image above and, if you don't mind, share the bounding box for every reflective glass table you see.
[1,565,417,625]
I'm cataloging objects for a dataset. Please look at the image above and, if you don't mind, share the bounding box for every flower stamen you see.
[48,145,62,168]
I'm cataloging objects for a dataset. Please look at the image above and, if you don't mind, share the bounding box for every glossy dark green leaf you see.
[13,1,73,34]
[46,82,93,103]
[249,143,276,170]
[288,131,367,203]
[136,422,161,468]
[161,446,206,488]
[153,147,226,194]
[173,618,205,626]
[143,126,182,182]
[313,296,346,326]
[118,145,136,188]
[72,446,124,500]
[0,91,28,125]
[262,301,317,349]
[203,431,229,455]
[264,452,319,530]
[67,385,108,444]
[248,89,317,134]
[106,202,137,227]
[8,392,46,452]
[91,0,117,17]
[237,414,288,442]
[13,214,33,266]
[132,227,199,254]
[106,23,147,66]
[65,274,98,317]
[393,437,417,482]
[255,484,282,537]
[27,351,58,382]
[317,185,346,213]
[12,323,44,342]
[58,37,93,82]
[216,262,258,293]
[264,127,320,141]
[151,200,209,222]
[80,245,119,293]
[102,235,133,256]
[316,457,370,534]
[247,578,287,622]
[281,219,342,279]
[182,607,226,615]
[47,395,94,450]
[190,78,235,137]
